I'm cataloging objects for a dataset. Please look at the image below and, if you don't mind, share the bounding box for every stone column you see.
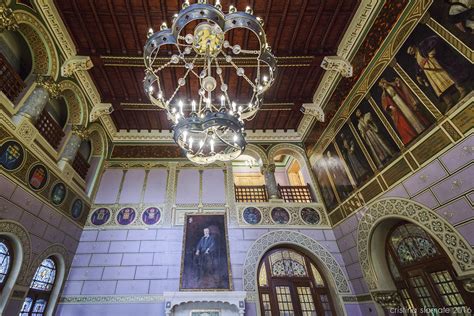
[58,126,89,170]
[13,76,60,124]
[261,163,280,200]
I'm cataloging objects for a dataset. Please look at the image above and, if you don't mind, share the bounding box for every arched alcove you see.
[357,198,474,293]
[243,230,350,316]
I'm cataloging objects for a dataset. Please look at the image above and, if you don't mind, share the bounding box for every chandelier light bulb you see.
[245,6,253,14]
[191,100,196,112]
[189,138,193,150]
[178,100,184,114]
[158,92,163,99]
[183,131,188,142]
[263,75,268,82]
[215,0,222,10]
[220,95,225,107]
[210,139,215,153]
[147,28,154,38]
[229,5,237,13]
[160,22,168,30]
[232,102,236,112]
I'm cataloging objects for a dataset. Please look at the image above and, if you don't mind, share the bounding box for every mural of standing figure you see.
[379,77,429,144]
[325,150,353,199]
[340,132,370,184]
[355,109,395,168]
[407,35,469,109]
[445,0,473,33]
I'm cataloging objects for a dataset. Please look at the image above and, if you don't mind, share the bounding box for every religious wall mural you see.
[180,214,232,290]
[350,101,398,169]
[312,159,338,211]
[370,67,435,146]
[323,143,354,201]
[428,0,473,49]
[335,124,373,186]
[396,24,472,114]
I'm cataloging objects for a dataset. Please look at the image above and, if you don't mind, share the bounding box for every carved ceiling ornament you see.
[321,56,353,78]
[89,103,113,123]
[242,230,351,296]
[61,55,93,77]
[0,220,32,286]
[357,198,474,291]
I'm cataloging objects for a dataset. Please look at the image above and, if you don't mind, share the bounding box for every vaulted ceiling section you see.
[54,0,360,133]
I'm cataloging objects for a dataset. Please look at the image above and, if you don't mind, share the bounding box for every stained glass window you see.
[0,238,12,285]
[19,297,33,316]
[259,263,268,287]
[30,258,56,291]
[269,249,307,277]
[389,223,438,266]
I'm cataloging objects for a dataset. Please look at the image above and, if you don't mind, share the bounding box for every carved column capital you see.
[36,75,61,99]
[260,163,276,174]
[61,56,93,77]
[372,290,402,310]
[302,103,325,122]
[71,125,90,139]
[321,56,353,78]
[0,2,18,32]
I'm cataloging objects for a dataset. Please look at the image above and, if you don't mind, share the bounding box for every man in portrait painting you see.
[355,109,395,168]
[194,227,216,280]
[379,77,430,144]
[407,35,469,109]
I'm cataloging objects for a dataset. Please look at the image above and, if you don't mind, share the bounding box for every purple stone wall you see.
[333,134,474,300]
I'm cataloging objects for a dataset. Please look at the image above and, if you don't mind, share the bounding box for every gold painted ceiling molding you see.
[34,0,384,143]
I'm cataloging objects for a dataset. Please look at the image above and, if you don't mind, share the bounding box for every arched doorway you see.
[257,247,336,315]
[385,221,472,311]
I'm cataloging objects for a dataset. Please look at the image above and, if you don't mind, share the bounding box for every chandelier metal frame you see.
[143,0,276,164]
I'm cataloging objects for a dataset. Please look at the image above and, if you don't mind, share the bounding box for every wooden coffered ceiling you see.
[54,0,360,133]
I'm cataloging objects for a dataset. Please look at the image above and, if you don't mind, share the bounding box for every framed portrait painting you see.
[180,213,232,291]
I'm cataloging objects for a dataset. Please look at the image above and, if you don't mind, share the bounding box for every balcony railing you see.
[235,185,268,203]
[72,152,90,180]
[35,110,65,149]
[0,52,26,103]
[278,184,314,203]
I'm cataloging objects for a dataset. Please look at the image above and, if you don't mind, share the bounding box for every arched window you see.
[20,257,57,316]
[0,238,13,290]
[258,248,335,315]
[386,222,473,312]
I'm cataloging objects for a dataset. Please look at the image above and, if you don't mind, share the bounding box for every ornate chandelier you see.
[143,0,276,164]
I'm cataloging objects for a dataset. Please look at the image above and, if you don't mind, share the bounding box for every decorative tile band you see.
[59,295,165,305]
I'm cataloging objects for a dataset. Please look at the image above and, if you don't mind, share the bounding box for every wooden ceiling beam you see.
[142,0,153,30]
[289,0,308,55]
[125,1,143,54]
[272,0,291,52]
[114,67,130,101]
[320,0,344,49]
[304,0,325,54]
[107,0,128,54]
[72,0,96,53]
[88,0,111,54]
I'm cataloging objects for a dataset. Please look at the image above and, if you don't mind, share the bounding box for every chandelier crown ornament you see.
[143,0,276,164]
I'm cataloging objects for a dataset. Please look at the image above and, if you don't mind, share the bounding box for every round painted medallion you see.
[90,208,111,226]
[0,140,24,171]
[300,207,320,225]
[271,207,290,224]
[117,207,136,225]
[71,199,83,219]
[50,182,67,205]
[243,207,262,225]
[142,207,161,225]
[28,164,48,190]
